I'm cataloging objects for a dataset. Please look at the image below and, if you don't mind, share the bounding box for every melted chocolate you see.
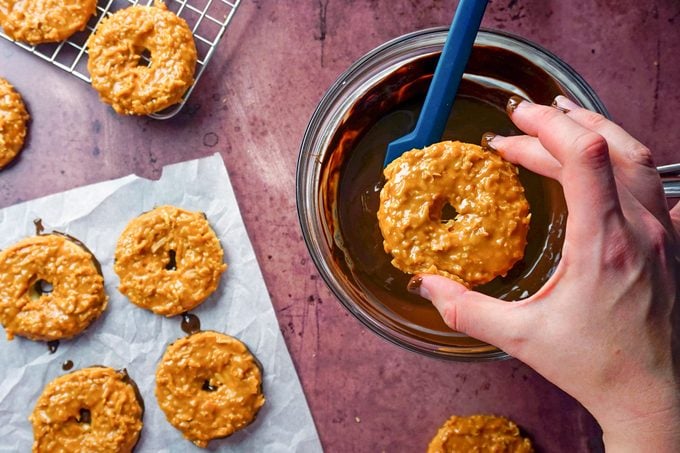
[47,340,59,354]
[33,218,45,235]
[165,249,177,271]
[78,408,91,424]
[181,313,201,335]
[61,360,74,371]
[202,379,218,392]
[322,47,568,348]
[119,368,146,414]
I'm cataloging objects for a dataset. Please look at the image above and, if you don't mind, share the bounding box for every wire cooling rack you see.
[0,0,240,119]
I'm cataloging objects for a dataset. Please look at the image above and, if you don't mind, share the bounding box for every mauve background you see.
[1,1,679,451]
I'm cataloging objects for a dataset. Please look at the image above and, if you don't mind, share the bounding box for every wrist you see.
[599,402,680,452]
[575,354,680,451]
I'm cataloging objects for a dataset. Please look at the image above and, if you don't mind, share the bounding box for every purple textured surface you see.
[1,1,679,451]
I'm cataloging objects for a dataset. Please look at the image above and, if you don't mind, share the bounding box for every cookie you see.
[155,331,265,448]
[114,205,227,316]
[86,1,197,115]
[0,77,29,168]
[0,234,107,341]
[427,414,533,453]
[0,0,97,44]
[378,141,530,287]
[30,367,144,453]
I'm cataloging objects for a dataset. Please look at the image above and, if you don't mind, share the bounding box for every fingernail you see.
[506,95,527,115]
[551,101,570,114]
[407,275,422,294]
[481,132,498,151]
[407,275,432,299]
[553,95,579,112]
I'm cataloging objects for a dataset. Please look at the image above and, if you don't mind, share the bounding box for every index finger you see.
[507,97,625,239]
[552,95,669,230]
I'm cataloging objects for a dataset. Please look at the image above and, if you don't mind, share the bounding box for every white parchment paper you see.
[0,154,322,452]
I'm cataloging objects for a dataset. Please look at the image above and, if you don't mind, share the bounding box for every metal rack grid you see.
[0,0,240,119]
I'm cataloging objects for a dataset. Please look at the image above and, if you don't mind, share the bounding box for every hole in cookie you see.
[137,48,152,67]
[165,250,177,271]
[202,379,218,392]
[429,196,458,223]
[77,408,91,424]
[30,279,53,299]
[440,202,458,223]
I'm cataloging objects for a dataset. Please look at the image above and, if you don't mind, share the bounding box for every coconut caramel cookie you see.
[155,331,265,448]
[0,77,29,168]
[86,1,197,115]
[0,234,107,341]
[30,366,144,453]
[114,205,227,316]
[0,0,97,44]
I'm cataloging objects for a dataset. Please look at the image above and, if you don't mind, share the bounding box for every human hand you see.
[408,95,680,451]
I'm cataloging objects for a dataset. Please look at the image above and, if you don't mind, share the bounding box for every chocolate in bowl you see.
[297,28,609,360]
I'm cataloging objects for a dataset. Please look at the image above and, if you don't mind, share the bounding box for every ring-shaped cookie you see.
[155,331,265,448]
[86,1,197,115]
[0,234,107,341]
[378,141,531,287]
[0,0,96,44]
[427,415,534,452]
[0,77,29,169]
[114,205,227,316]
[30,367,144,453]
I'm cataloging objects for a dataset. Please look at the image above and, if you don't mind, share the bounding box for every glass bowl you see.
[296,27,608,360]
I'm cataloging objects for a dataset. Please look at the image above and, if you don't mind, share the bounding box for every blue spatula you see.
[384,0,488,167]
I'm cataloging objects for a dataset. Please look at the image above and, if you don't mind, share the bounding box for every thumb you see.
[410,274,526,350]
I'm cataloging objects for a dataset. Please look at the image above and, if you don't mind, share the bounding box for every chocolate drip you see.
[119,368,146,414]
[33,218,45,235]
[181,313,201,335]
[47,340,59,354]
[62,360,74,370]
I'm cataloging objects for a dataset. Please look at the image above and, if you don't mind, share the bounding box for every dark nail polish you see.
[506,95,526,115]
[551,98,570,114]
[407,276,423,294]
[481,132,497,150]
